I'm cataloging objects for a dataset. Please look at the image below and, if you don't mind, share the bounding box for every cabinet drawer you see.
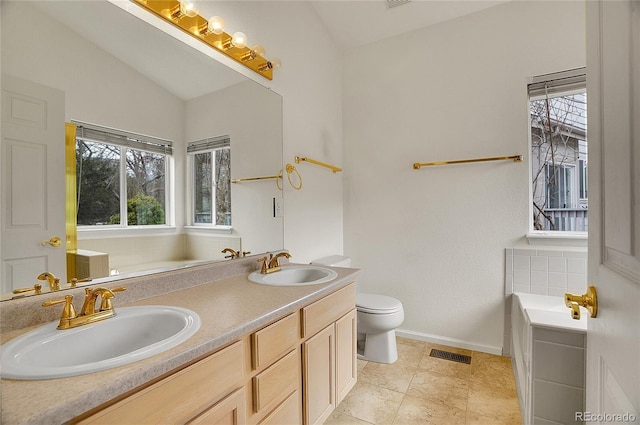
[258,391,300,425]
[252,312,300,370]
[253,349,299,414]
[79,341,244,425]
[187,388,246,425]
[302,283,356,338]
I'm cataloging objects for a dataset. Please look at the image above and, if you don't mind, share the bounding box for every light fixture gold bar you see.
[294,156,342,173]
[231,175,281,183]
[131,0,273,80]
[413,155,523,169]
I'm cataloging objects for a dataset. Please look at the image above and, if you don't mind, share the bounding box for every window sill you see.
[184,225,233,235]
[77,225,179,239]
[526,231,587,247]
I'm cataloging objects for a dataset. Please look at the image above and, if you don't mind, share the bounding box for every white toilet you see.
[311,255,405,364]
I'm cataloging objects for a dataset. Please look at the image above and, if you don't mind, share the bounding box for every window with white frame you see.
[188,136,231,226]
[529,68,587,232]
[75,122,172,227]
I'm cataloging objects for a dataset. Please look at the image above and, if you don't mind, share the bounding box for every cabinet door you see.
[335,309,357,405]
[302,324,335,425]
[187,388,246,425]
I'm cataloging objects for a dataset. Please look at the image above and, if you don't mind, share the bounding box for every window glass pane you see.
[214,148,231,225]
[531,90,587,231]
[76,140,121,225]
[194,152,212,224]
[125,149,166,225]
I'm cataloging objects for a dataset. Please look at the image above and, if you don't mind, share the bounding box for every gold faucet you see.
[221,248,240,259]
[258,252,292,274]
[37,272,61,291]
[564,285,598,320]
[42,286,126,330]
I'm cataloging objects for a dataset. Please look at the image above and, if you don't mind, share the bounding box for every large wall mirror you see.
[1,1,284,300]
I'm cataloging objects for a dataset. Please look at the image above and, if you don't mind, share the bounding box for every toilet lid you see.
[356,293,403,314]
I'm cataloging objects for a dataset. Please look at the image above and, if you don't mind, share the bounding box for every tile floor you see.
[325,337,522,425]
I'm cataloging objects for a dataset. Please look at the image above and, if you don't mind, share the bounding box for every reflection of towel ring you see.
[276,168,283,191]
[286,163,302,190]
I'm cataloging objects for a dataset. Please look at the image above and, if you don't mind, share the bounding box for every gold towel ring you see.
[276,168,283,191]
[286,163,302,190]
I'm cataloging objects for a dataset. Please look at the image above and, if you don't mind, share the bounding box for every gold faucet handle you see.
[13,284,43,295]
[43,295,77,320]
[99,287,127,311]
[258,256,269,274]
[564,285,598,320]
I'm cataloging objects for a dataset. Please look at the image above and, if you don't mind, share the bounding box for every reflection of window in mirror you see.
[188,136,231,226]
[75,123,172,227]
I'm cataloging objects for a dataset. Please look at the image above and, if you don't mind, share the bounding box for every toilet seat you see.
[356,293,403,314]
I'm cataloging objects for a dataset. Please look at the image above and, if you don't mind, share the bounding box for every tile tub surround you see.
[325,338,521,425]
[0,258,360,424]
[505,248,588,297]
[503,247,587,356]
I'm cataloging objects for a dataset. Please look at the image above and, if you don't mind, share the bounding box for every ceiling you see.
[309,0,509,50]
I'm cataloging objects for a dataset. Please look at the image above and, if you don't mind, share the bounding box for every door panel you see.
[586,0,640,420]
[1,74,66,294]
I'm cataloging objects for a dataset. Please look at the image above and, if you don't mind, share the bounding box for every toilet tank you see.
[311,255,351,267]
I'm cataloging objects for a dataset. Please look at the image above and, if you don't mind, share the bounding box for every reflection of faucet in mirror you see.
[221,248,240,259]
[37,272,61,291]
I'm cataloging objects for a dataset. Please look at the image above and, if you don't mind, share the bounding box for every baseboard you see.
[395,328,503,356]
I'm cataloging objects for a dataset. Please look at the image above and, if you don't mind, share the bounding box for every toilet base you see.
[357,330,398,364]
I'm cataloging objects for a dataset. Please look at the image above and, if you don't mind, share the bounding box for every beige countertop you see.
[0,262,360,424]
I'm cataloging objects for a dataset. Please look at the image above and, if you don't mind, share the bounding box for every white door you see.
[585,1,640,422]
[1,74,66,295]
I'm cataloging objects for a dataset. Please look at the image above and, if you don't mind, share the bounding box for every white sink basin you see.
[1,305,200,380]
[248,265,338,286]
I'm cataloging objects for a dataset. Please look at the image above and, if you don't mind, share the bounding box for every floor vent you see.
[429,349,472,364]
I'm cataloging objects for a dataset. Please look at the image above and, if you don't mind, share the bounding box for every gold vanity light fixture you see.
[131,0,280,80]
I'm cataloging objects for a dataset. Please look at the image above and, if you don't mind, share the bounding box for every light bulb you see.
[231,32,247,49]
[208,16,225,35]
[252,45,265,57]
[270,58,281,69]
[179,1,198,18]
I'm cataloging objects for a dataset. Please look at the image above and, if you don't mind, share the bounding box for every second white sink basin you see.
[1,305,200,380]
[248,265,338,286]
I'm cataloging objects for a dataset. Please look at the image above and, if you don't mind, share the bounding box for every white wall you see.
[343,1,586,352]
[193,1,345,263]
[185,81,284,254]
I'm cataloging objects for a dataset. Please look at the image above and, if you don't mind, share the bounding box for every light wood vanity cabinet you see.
[76,341,245,425]
[73,282,356,425]
[301,284,358,425]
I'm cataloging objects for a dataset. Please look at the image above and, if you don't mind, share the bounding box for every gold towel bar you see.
[295,156,342,173]
[413,155,523,169]
[231,175,281,183]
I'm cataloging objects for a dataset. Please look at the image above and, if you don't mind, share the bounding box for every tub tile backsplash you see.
[503,247,587,356]
[505,248,587,296]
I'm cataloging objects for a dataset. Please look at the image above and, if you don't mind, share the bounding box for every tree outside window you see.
[530,88,587,232]
[76,140,167,226]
